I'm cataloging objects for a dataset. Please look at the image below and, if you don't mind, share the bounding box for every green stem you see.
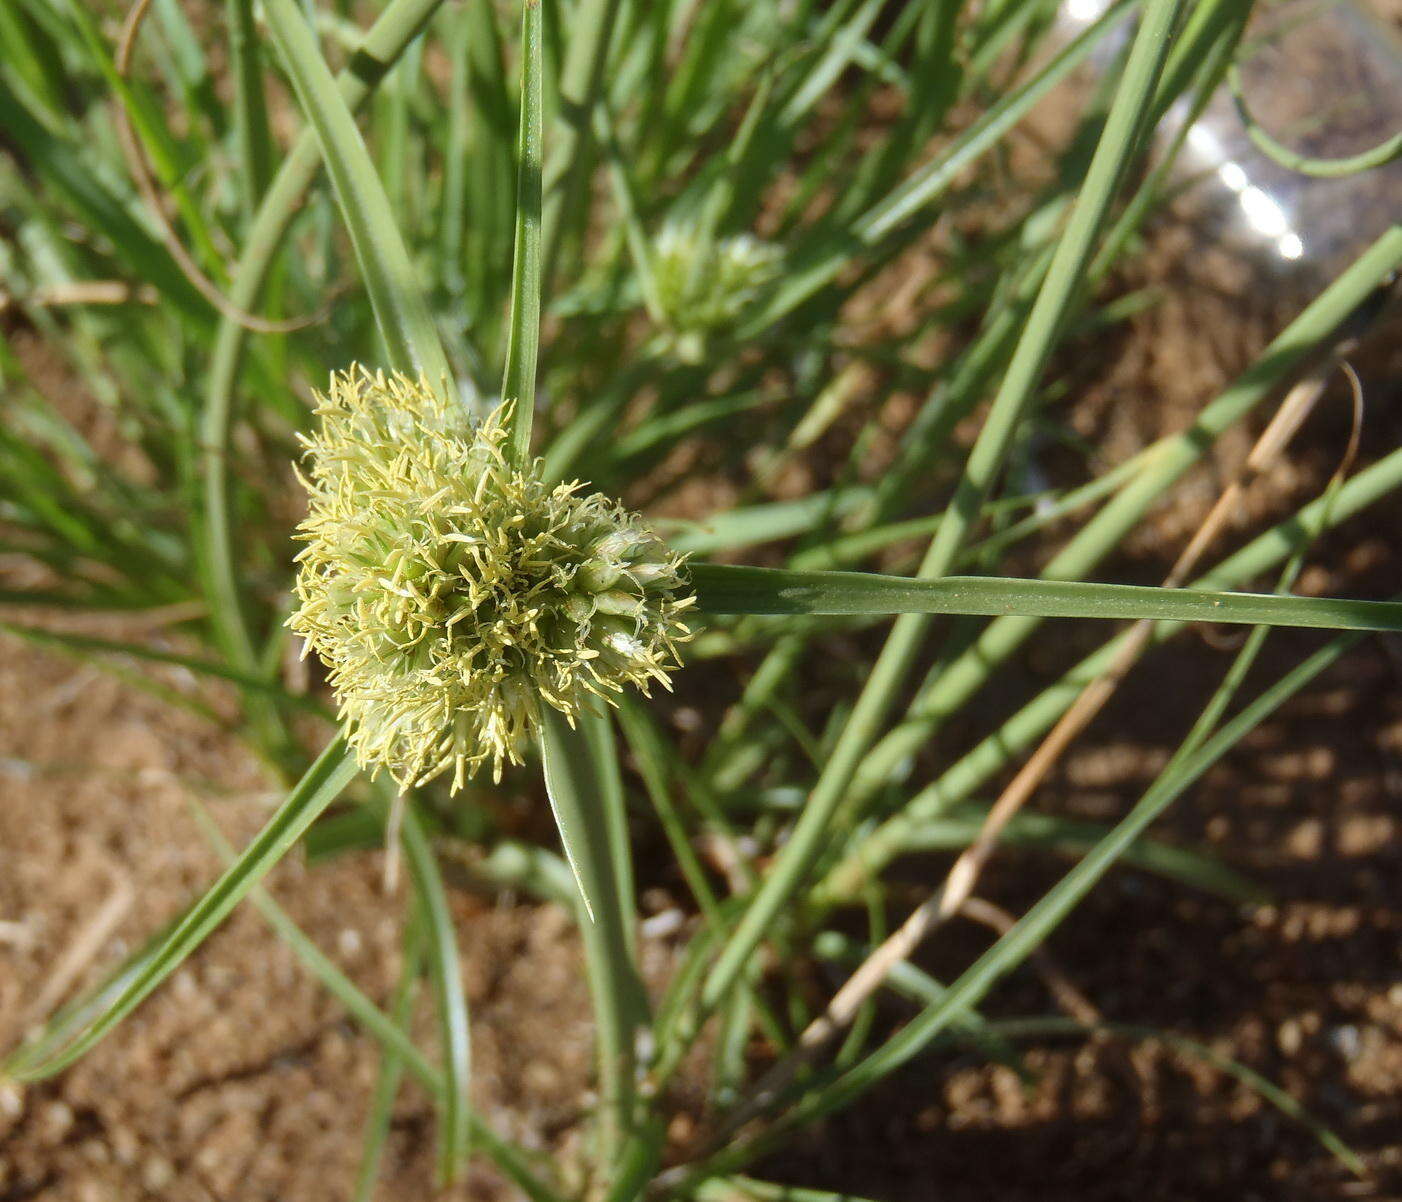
[539,708,649,1173]
[226,0,274,220]
[502,0,545,466]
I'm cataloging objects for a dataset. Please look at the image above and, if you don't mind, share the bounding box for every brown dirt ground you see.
[0,634,604,1201]
[5,8,1402,1202]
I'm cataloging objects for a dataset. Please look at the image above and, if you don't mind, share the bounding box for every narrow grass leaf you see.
[8,738,357,1079]
[786,633,1364,1136]
[690,564,1402,632]
[539,707,649,1166]
[227,0,274,218]
[354,927,420,1202]
[261,0,450,380]
[899,807,1264,903]
[401,804,473,1184]
[501,0,544,466]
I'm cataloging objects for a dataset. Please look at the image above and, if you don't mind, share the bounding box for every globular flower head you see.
[289,367,694,791]
[652,222,782,358]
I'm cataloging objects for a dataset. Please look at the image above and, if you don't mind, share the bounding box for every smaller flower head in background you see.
[652,222,782,361]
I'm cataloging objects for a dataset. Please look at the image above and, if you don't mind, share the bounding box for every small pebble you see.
[1328,1025,1362,1061]
[142,1156,174,1191]
[42,1101,73,1141]
[0,1082,23,1120]
[111,1127,139,1165]
[641,909,683,940]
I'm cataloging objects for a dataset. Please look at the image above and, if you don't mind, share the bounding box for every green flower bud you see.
[651,222,782,354]
[576,559,624,594]
[289,366,694,791]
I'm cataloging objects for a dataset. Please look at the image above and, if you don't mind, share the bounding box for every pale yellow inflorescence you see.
[289,366,694,791]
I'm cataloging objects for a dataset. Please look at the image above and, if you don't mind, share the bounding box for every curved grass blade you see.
[1228,62,1402,180]
[689,564,1402,633]
[261,0,449,381]
[8,738,357,1079]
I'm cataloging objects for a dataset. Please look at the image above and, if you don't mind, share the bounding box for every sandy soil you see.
[0,630,608,1200]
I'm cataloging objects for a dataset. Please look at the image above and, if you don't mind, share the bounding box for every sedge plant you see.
[2,0,1401,1198]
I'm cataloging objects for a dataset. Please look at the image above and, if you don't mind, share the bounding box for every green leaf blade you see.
[261,0,450,382]
[689,564,1402,633]
[8,739,358,1080]
[501,0,545,466]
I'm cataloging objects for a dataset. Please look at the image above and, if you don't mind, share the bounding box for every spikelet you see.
[289,366,694,791]
[652,222,781,358]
